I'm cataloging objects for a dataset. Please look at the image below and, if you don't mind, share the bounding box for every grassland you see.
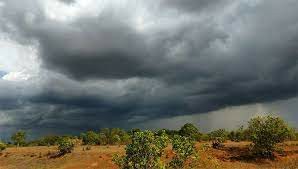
[0,141,298,169]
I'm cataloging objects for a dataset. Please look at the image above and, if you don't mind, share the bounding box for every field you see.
[0,141,298,169]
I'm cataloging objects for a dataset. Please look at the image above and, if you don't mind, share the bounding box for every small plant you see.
[169,135,196,169]
[248,115,292,157]
[113,130,169,169]
[0,141,6,152]
[211,137,225,149]
[58,138,74,155]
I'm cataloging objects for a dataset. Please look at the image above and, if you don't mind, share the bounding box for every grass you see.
[0,141,298,169]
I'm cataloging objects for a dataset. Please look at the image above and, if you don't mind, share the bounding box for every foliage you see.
[208,129,228,149]
[113,130,169,169]
[208,129,229,142]
[169,135,196,169]
[58,137,75,155]
[248,115,292,157]
[11,130,26,147]
[0,141,6,152]
[99,128,131,145]
[35,135,62,146]
[179,123,201,141]
[228,126,247,142]
[80,131,100,145]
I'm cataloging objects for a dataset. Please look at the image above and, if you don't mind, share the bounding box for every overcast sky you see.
[0,0,298,139]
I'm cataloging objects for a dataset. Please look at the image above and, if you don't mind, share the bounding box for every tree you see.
[58,137,74,155]
[248,115,292,157]
[179,123,201,141]
[228,126,246,142]
[113,130,169,169]
[169,135,196,169]
[80,131,100,145]
[209,129,229,149]
[0,141,6,152]
[11,131,26,147]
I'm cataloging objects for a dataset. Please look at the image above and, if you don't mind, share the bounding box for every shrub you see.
[169,135,196,169]
[248,115,292,157]
[113,130,169,169]
[80,131,100,145]
[0,141,6,152]
[36,135,62,146]
[228,126,246,142]
[208,129,228,149]
[179,123,201,141]
[58,138,74,155]
[11,130,26,147]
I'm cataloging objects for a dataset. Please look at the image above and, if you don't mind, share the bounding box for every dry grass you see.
[0,141,297,169]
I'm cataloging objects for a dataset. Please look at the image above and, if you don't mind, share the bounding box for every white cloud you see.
[2,70,32,82]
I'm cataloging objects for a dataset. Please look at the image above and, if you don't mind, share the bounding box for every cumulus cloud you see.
[0,0,298,138]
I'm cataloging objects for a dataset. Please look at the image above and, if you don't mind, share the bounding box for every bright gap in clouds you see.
[0,37,39,82]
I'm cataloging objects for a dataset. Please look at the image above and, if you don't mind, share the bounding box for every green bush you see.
[113,130,169,169]
[0,141,6,152]
[169,135,196,169]
[80,131,100,145]
[11,130,26,147]
[228,126,246,142]
[179,123,201,141]
[58,138,74,155]
[248,115,292,157]
[208,129,228,149]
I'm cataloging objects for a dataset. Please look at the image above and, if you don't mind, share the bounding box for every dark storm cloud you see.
[59,0,76,4]
[0,0,298,137]
[160,0,229,12]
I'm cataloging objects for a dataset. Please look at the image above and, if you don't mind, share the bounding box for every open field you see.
[0,141,298,169]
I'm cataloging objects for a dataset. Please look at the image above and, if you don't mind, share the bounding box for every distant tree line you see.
[1,115,297,158]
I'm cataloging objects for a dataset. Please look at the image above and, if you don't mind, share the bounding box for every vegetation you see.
[2,115,297,168]
[179,123,201,141]
[11,130,26,147]
[228,126,248,142]
[113,130,169,169]
[248,116,292,157]
[169,135,196,169]
[58,137,75,155]
[0,141,6,152]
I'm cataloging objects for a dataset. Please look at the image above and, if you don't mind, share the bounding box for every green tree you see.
[0,141,6,152]
[248,115,292,157]
[169,135,196,169]
[113,130,169,169]
[58,137,74,155]
[11,131,26,147]
[179,123,201,141]
[80,131,100,145]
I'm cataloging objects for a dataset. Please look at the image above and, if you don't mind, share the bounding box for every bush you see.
[11,130,26,147]
[208,129,228,149]
[58,138,75,155]
[228,126,246,142]
[80,131,100,145]
[179,123,201,141]
[0,141,6,152]
[113,130,169,169]
[248,115,292,157]
[169,135,196,169]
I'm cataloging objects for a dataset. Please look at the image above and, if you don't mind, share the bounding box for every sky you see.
[0,0,297,139]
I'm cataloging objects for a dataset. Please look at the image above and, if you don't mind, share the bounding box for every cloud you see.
[0,0,298,137]
[59,0,76,4]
